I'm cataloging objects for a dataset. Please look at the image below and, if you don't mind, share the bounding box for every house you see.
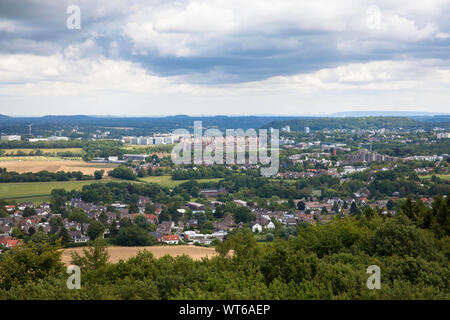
[149,231,162,241]
[127,213,158,225]
[41,202,51,209]
[285,217,297,226]
[233,200,247,207]
[187,202,205,210]
[18,202,35,211]
[0,237,21,249]
[213,214,235,231]
[5,205,15,212]
[161,234,179,244]
[157,221,174,235]
[183,231,226,244]
[0,224,11,237]
[265,221,276,229]
[68,230,89,243]
[251,223,263,233]
[199,188,227,197]
[298,213,315,224]
[187,219,199,229]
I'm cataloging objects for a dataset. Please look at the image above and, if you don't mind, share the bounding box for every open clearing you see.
[0,159,118,174]
[61,245,218,265]
[140,175,223,188]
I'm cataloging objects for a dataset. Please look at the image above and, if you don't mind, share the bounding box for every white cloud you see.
[0,53,449,115]
[1,0,450,115]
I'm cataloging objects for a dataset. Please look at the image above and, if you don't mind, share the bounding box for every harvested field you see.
[0,159,118,174]
[61,245,218,265]
[2,148,84,155]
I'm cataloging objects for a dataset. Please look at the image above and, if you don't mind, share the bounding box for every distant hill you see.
[263,116,450,131]
[330,111,449,117]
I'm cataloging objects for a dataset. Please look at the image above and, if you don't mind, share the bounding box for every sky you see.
[0,0,449,116]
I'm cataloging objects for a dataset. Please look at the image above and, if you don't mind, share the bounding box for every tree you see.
[288,197,295,208]
[0,241,64,290]
[109,220,119,238]
[364,215,437,260]
[22,207,36,218]
[98,211,108,226]
[297,201,305,211]
[0,206,8,218]
[115,225,151,246]
[87,221,105,240]
[216,228,260,259]
[30,231,49,245]
[144,203,156,214]
[350,202,361,215]
[94,170,104,180]
[119,217,133,228]
[70,238,109,271]
[50,189,68,215]
[134,214,149,230]
[108,165,137,180]
[73,171,83,180]
[128,202,139,214]
[57,227,71,246]
[387,199,394,210]
[68,209,90,224]
[49,216,63,234]
[332,201,339,213]
[363,206,376,220]
[234,207,255,224]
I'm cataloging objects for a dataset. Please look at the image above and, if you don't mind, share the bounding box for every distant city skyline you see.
[1,0,450,115]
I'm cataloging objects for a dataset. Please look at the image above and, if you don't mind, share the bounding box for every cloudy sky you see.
[0,0,449,116]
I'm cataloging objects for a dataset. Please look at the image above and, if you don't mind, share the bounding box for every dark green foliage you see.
[115,225,152,246]
[108,165,137,180]
[87,221,105,240]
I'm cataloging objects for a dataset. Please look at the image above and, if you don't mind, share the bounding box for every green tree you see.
[94,170,104,180]
[297,201,305,211]
[70,238,109,271]
[350,202,361,215]
[68,209,90,224]
[115,225,151,246]
[22,207,36,218]
[87,221,105,240]
[0,241,64,290]
[234,207,255,224]
[57,227,71,246]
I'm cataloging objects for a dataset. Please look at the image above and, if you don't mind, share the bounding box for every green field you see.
[0,175,224,204]
[0,178,132,204]
[420,174,450,181]
[139,175,223,188]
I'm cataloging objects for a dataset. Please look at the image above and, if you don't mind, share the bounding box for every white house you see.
[265,221,276,229]
[252,223,263,233]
